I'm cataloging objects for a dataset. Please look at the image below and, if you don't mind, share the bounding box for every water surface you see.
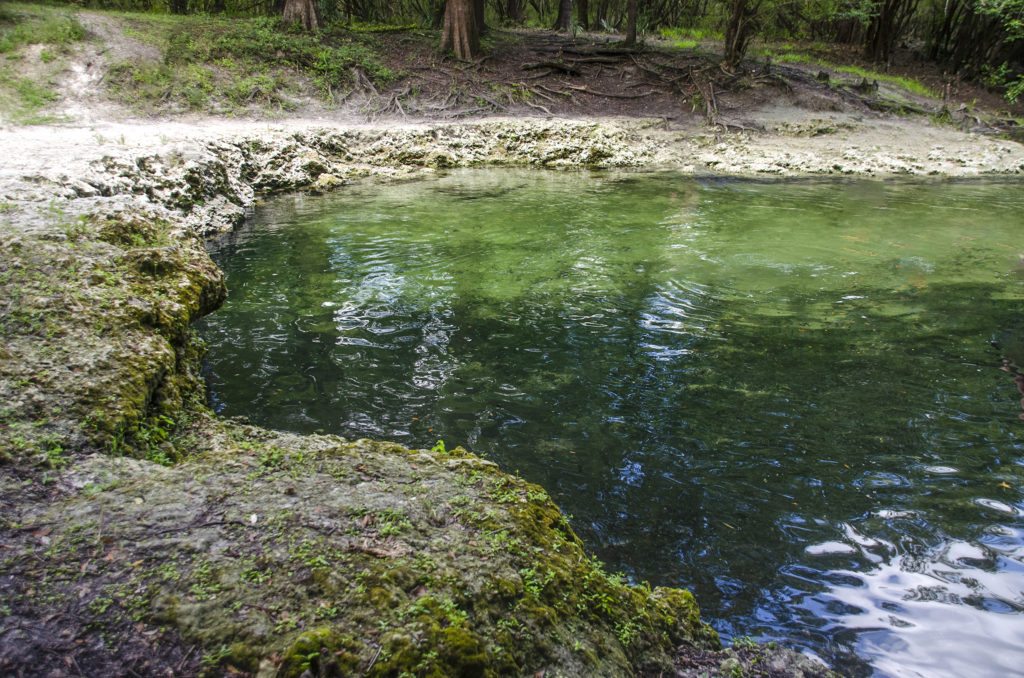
[200,170,1024,677]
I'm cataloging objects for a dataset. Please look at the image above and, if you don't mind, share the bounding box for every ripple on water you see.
[200,171,1024,678]
[795,529,1024,678]
[973,497,1022,516]
[805,541,859,556]
[853,472,912,490]
[922,465,959,475]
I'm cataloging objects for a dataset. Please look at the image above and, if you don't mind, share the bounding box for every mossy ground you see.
[1,413,721,676]
[0,202,224,469]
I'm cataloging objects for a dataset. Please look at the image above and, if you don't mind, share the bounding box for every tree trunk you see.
[282,0,320,30]
[475,0,487,33]
[432,0,447,28]
[505,0,525,24]
[623,0,638,45]
[724,0,759,69]
[863,0,918,63]
[577,0,589,30]
[553,0,573,31]
[440,0,481,59]
[168,0,189,15]
[594,0,608,29]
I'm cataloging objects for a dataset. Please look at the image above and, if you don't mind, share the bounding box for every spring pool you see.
[199,170,1024,677]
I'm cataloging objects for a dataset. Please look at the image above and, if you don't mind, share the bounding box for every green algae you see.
[0,207,224,463]
[5,429,716,676]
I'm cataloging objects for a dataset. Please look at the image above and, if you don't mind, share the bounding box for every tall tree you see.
[863,0,919,62]
[475,0,487,32]
[554,0,573,30]
[282,0,321,29]
[505,0,526,24]
[577,0,590,30]
[623,0,639,44]
[723,0,761,68]
[441,0,481,59]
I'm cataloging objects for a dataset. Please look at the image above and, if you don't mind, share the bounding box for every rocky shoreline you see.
[5,114,1020,677]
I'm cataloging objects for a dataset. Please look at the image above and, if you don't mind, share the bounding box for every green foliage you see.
[764,49,938,98]
[105,14,394,112]
[982,61,1024,103]
[0,66,61,123]
[978,0,1024,39]
[732,634,758,650]
[659,26,723,41]
[0,4,85,54]
[199,644,232,672]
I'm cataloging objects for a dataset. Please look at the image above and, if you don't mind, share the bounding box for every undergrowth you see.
[0,2,84,54]
[0,66,61,123]
[659,26,723,42]
[0,3,84,123]
[105,13,395,112]
[762,48,938,98]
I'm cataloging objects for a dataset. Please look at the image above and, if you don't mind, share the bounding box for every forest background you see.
[24,0,1021,98]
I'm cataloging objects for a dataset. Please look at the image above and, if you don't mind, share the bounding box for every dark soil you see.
[362,27,1022,135]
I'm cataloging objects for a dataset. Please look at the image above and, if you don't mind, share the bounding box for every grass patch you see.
[0,59,63,124]
[765,49,938,98]
[0,2,84,54]
[659,26,723,41]
[104,13,395,113]
[0,3,85,124]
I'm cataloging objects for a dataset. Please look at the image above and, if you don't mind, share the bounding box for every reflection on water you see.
[796,525,1024,677]
[199,170,1024,677]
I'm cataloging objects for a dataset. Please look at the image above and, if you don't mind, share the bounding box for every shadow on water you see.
[200,170,1024,677]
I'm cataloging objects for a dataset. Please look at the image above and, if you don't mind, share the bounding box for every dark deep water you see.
[199,170,1024,677]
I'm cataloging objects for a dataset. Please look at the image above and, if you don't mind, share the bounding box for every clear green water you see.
[199,170,1024,677]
